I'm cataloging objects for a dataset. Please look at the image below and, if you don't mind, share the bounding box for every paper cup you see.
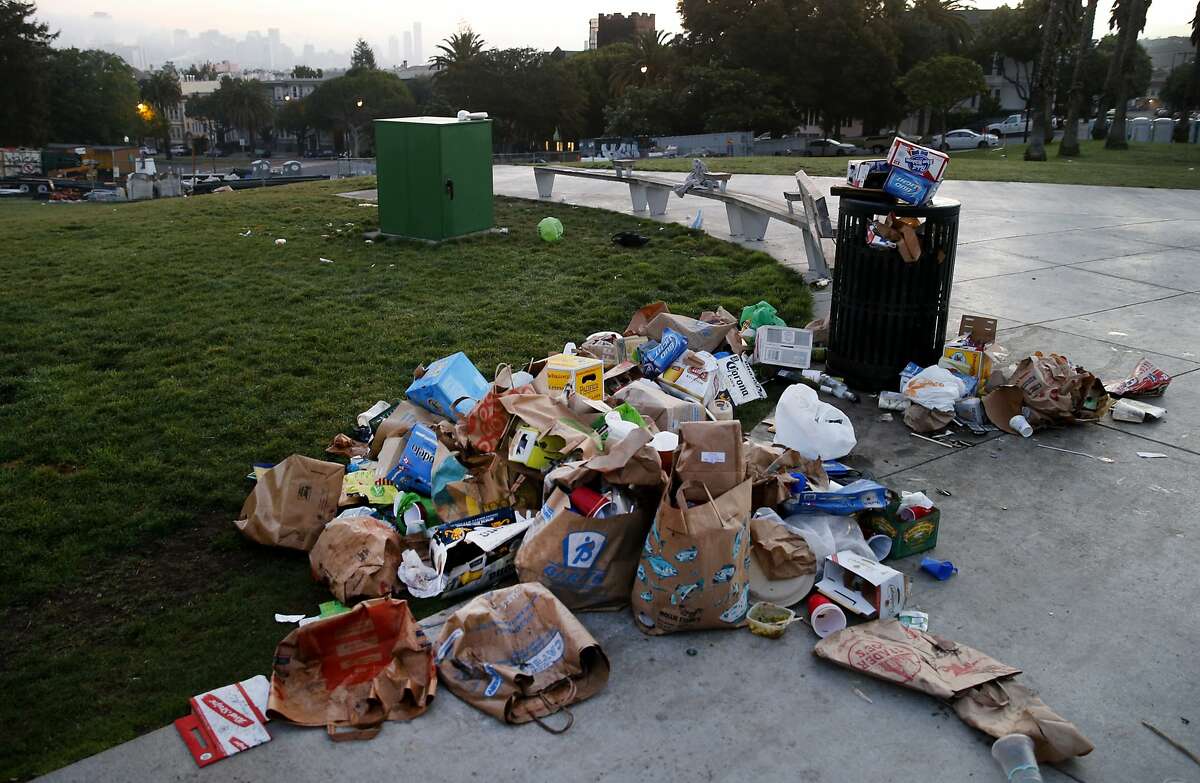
[651,431,679,472]
[867,534,893,560]
[807,594,847,638]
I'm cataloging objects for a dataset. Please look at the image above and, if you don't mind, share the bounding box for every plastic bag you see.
[902,366,965,413]
[773,384,856,460]
[397,549,446,598]
[739,301,786,331]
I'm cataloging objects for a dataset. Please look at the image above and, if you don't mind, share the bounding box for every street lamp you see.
[640,65,648,74]
[356,98,364,108]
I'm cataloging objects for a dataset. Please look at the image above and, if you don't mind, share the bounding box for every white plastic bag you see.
[773,384,856,459]
[397,549,446,599]
[754,508,876,579]
[902,366,965,413]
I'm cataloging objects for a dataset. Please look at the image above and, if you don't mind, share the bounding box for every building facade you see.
[588,12,655,49]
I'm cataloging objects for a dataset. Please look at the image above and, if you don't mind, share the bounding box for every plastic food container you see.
[747,602,798,639]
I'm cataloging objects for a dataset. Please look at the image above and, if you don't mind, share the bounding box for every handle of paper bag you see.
[525,677,577,734]
[673,481,725,536]
[326,722,382,742]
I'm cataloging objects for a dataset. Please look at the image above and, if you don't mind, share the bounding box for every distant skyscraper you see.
[388,34,400,65]
[173,28,190,52]
[268,28,280,69]
[412,22,422,65]
[403,30,413,63]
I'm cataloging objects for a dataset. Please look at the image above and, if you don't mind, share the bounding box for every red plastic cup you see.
[570,485,611,518]
[807,593,848,638]
[899,504,932,523]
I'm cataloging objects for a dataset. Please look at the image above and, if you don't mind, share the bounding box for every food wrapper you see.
[1104,357,1171,398]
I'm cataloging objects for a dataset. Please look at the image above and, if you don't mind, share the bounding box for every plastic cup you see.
[651,431,678,472]
[1009,414,1034,438]
[806,594,847,638]
[990,734,1043,782]
[570,486,610,517]
[920,556,958,581]
[867,534,893,560]
[899,504,932,523]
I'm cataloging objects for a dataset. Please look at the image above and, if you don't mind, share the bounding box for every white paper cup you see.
[810,602,847,638]
[867,534,893,561]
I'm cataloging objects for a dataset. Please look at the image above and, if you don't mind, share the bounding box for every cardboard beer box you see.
[430,507,533,599]
[940,315,997,385]
[406,351,489,422]
[859,501,940,560]
[886,137,949,183]
[752,326,813,369]
[546,353,605,401]
[816,550,909,619]
[883,167,940,206]
[658,351,720,406]
[717,354,767,406]
[846,159,889,188]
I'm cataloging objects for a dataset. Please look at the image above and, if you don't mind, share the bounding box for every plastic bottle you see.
[779,368,860,403]
[1009,415,1033,438]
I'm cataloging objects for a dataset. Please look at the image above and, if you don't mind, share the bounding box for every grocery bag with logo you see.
[268,598,435,740]
[434,583,610,732]
[631,478,753,635]
[455,365,536,454]
[235,455,344,551]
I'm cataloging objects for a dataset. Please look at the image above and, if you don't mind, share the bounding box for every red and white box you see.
[886,137,949,183]
[175,675,271,767]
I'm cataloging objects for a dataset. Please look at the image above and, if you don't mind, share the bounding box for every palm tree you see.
[140,68,182,157]
[430,30,486,71]
[1105,0,1151,149]
[1025,0,1068,161]
[209,78,274,154]
[912,0,975,52]
[1060,0,1099,157]
[1177,1,1200,141]
[609,30,676,95]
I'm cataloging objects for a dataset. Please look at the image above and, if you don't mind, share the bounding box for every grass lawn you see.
[577,139,1200,189]
[0,179,810,779]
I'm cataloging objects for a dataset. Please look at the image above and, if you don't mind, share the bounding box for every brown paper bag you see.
[676,421,745,502]
[632,479,753,635]
[235,455,344,551]
[438,453,513,522]
[434,583,610,731]
[499,392,603,460]
[268,598,435,740]
[953,680,1095,762]
[813,620,1021,700]
[639,310,738,353]
[583,427,665,487]
[749,515,815,579]
[743,443,828,509]
[984,353,1112,432]
[309,513,403,603]
[624,300,670,337]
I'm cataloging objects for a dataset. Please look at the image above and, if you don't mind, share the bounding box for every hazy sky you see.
[32,0,1196,56]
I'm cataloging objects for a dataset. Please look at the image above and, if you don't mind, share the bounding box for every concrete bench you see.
[534,165,674,216]
[707,172,733,192]
[613,159,637,178]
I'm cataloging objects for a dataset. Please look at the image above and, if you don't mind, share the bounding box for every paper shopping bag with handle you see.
[434,583,609,732]
[267,598,436,740]
[631,478,752,635]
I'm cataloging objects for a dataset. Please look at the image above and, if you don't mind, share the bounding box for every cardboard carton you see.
[406,352,489,422]
[658,350,720,406]
[753,326,813,369]
[846,159,889,188]
[859,501,940,559]
[546,353,605,401]
[886,137,949,182]
[717,354,767,406]
[612,379,706,433]
[429,507,532,599]
[883,166,940,205]
[816,550,908,619]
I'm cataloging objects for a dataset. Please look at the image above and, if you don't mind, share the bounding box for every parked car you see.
[986,114,1029,137]
[800,138,857,157]
[929,129,1000,151]
[855,130,918,153]
[138,146,157,156]
[169,145,188,156]
[253,148,274,158]
[204,148,225,157]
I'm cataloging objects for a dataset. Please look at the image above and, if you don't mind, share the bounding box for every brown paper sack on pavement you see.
[954,680,1095,763]
[268,597,435,740]
[813,619,1021,700]
[904,403,955,433]
[632,479,753,635]
[438,453,514,522]
[676,420,745,502]
[743,442,829,509]
[235,455,344,551]
[434,583,610,731]
[749,515,816,580]
[984,353,1112,432]
[309,514,403,604]
[638,309,738,353]
[369,401,443,458]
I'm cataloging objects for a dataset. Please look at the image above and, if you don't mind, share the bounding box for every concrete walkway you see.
[43,170,1200,782]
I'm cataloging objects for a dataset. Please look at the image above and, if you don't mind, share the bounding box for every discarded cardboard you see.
[815,550,908,620]
[175,676,271,767]
[235,455,344,552]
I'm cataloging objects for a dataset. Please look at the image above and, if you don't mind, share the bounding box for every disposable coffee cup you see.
[651,431,678,472]
[867,534,893,560]
[991,734,1043,782]
[1009,414,1034,438]
[570,486,611,518]
[806,594,847,638]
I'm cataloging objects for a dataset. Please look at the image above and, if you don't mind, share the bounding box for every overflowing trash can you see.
[826,196,961,391]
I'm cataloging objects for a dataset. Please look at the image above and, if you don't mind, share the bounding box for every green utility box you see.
[374,116,493,242]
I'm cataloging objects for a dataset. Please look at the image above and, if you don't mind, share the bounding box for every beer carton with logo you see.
[430,508,533,599]
[816,550,909,619]
[546,353,605,401]
[859,500,940,560]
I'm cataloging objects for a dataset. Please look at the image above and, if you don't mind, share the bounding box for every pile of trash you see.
[175,296,1148,776]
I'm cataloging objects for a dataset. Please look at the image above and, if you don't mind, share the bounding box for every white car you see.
[929,129,1000,151]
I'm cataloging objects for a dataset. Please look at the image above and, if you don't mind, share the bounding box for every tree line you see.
[3,0,1200,160]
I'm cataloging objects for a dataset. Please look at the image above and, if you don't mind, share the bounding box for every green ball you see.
[538,217,564,242]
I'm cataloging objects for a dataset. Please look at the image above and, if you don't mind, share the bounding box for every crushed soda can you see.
[1105,358,1171,398]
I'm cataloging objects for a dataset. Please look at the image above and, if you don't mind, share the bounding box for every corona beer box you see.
[430,508,532,599]
[545,353,605,401]
[859,500,940,560]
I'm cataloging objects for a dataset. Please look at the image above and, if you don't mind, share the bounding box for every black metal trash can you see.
[826,196,961,392]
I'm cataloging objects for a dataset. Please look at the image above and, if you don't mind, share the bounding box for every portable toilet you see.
[374,116,493,242]
[1151,117,1173,143]
[1128,116,1151,142]
[1192,119,1200,144]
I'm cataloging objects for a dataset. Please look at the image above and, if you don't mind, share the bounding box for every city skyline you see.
[30,0,1195,74]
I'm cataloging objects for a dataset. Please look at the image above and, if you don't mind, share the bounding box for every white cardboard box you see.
[717,354,767,406]
[753,326,813,369]
[816,550,909,619]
